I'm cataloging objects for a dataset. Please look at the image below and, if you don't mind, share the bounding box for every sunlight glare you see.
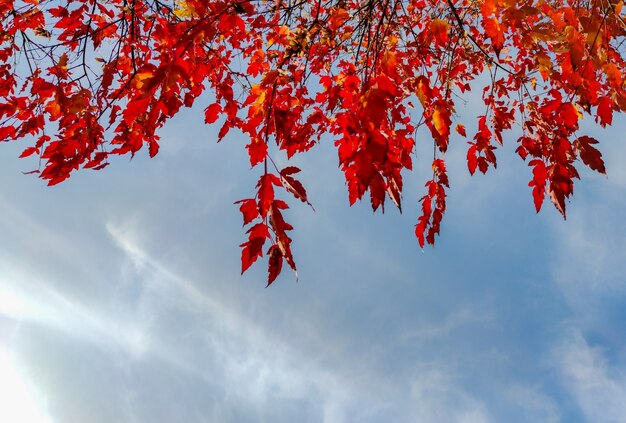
[0,348,52,423]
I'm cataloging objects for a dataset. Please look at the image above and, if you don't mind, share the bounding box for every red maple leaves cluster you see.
[1,0,625,284]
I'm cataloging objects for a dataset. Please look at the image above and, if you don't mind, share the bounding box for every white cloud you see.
[554,330,626,423]
[505,385,561,423]
[105,218,511,423]
[105,219,370,421]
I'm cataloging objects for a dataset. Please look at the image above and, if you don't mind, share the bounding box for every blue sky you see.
[1,100,626,422]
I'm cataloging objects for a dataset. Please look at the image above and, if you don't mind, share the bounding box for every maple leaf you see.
[574,136,606,175]
[204,103,222,124]
[596,97,613,127]
[235,198,259,225]
[267,245,283,286]
[240,223,269,274]
[483,17,504,55]
[173,0,198,19]
[429,19,450,46]
[257,174,277,218]
[280,166,311,206]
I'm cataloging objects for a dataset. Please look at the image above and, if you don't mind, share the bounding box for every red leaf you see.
[0,125,16,140]
[240,223,269,274]
[597,97,613,127]
[560,103,579,128]
[269,204,297,276]
[148,140,159,157]
[281,173,310,206]
[575,136,606,175]
[369,172,386,212]
[19,146,39,158]
[123,97,151,126]
[257,174,275,218]
[246,140,267,167]
[84,152,108,169]
[415,218,427,248]
[235,198,259,225]
[266,245,283,286]
[218,122,231,141]
[467,144,477,175]
[280,166,301,176]
[528,159,547,212]
[204,103,222,124]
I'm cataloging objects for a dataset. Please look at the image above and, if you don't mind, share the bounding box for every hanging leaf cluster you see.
[1,0,625,284]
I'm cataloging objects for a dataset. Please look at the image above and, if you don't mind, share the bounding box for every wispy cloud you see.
[400,307,493,342]
[408,366,491,423]
[505,385,561,423]
[105,219,374,421]
[106,219,513,422]
[554,330,626,423]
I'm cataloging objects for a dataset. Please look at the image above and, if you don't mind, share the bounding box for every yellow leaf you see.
[416,79,428,107]
[133,70,154,90]
[174,0,197,18]
[382,51,397,75]
[433,109,445,135]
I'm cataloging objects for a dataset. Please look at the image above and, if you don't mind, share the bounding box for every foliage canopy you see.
[1,0,625,284]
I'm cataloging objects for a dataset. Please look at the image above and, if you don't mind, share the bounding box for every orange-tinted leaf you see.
[429,19,450,46]
[483,17,504,54]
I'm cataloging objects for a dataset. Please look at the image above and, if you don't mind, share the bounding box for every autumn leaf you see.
[483,17,504,55]
[204,103,222,124]
[266,245,283,286]
[574,136,606,174]
[596,97,613,127]
[280,166,311,206]
[528,160,547,212]
[19,146,39,158]
[235,198,259,225]
[240,223,269,273]
[429,19,450,46]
